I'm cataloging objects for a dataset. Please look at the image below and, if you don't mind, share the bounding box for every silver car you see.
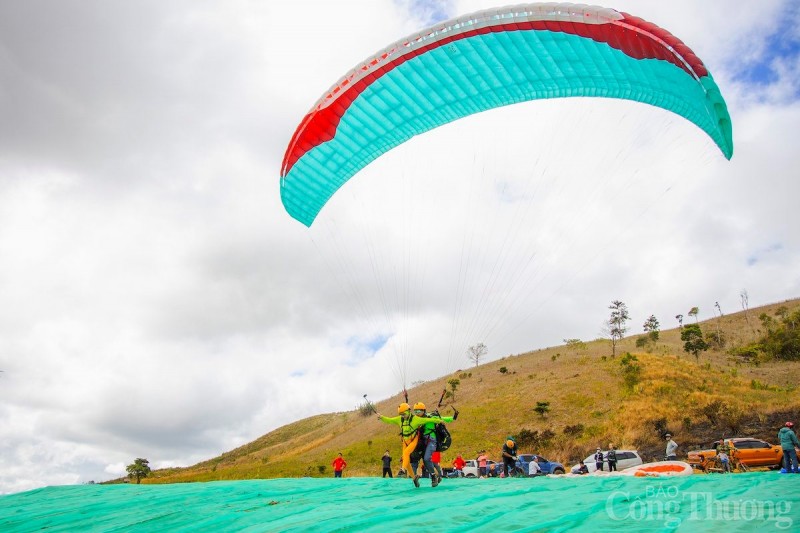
[577,450,642,473]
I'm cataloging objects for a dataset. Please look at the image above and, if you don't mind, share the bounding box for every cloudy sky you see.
[1,0,798,494]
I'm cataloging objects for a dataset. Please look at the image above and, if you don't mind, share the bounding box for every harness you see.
[400,414,418,441]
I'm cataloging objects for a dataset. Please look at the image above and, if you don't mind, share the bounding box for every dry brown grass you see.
[141,298,800,483]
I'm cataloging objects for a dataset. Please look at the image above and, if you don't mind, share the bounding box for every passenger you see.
[778,421,800,473]
[377,402,448,487]
[501,436,519,477]
[411,402,454,488]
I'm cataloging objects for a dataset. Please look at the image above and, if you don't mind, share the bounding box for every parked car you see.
[462,459,501,478]
[574,450,643,473]
[517,454,566,475]
[687,438,783,470]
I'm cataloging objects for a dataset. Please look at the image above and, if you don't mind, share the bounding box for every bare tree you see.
[713,301,723,343]
[466,343,488,367]
[740,289,754,334]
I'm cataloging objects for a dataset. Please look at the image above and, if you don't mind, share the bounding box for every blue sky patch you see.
[733,5,800,99]
[747,243,783,266]
[344,334,390,365]
[398,0,454,26]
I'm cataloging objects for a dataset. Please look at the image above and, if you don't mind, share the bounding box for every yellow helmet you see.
[398,403,410,415]
[413,402,426,411]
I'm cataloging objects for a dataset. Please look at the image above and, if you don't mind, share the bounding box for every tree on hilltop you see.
[126,458,151,484]
[643,315,660,343]
[680,323,708,361]
[466,343,487,367]
[605,300,629,358]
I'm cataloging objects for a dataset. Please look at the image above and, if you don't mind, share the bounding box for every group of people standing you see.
[593,444,619,471]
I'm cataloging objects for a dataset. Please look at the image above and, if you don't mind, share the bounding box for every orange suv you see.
[688,438,783,470]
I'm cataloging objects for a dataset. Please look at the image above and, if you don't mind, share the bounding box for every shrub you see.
[516,429,536,449]
[728,344,761,360]
[750,379,775,391]
[721,403,746,434]
[534,401,550,417]
[517,429,556,449]
[706,330,726,350]
[651,417,668,435]
[699,399,725,426]
[358,399,376,417]
[620,353,641,392]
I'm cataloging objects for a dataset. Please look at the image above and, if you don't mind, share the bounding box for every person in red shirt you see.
[332,452,347,478]
[452,454,466,477]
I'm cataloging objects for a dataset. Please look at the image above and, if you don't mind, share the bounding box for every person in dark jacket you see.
[381,450,393,478]
[606,444,618,472]
[778,421,800,473]
[501,437,519,477]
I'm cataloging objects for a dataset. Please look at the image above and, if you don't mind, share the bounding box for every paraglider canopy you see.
[280,2,732,227]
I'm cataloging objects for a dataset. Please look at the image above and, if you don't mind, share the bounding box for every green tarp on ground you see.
[1,473,798,531]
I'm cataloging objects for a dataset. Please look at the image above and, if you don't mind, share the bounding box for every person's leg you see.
[788,449,799,471]
[422,439,436,479]
[402,435,420,485]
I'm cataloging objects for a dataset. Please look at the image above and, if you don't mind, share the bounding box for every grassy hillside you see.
[142,298,800,483]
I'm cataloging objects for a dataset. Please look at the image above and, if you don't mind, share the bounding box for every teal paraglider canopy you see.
[280,2,733,227]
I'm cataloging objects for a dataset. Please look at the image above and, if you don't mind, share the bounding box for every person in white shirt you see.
[665,433,678,460]
[528,456,542,476]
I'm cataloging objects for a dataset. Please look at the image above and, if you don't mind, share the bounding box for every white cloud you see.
[1,0,798,494]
